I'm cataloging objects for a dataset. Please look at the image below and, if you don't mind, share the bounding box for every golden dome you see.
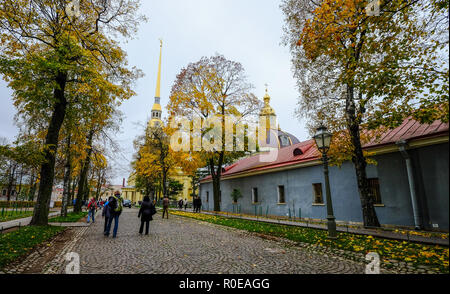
[259,89,276,117]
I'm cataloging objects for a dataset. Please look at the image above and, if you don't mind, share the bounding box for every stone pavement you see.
[41,208,393,274]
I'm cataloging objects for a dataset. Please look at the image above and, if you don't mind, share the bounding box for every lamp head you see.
[313,125,332,154]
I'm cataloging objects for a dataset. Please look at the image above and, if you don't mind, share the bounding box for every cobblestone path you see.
[45,208,374,274]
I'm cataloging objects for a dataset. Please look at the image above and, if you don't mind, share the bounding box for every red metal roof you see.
[365,117,449,148]
[201,118,449,182]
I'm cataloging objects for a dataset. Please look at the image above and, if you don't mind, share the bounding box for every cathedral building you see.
[123,40,193,204]
[200,92,449,230]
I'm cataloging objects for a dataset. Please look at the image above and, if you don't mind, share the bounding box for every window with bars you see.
[278,186,285,204]
[313,183,324,204]
[368,178,382,204]
[252,188,258,203]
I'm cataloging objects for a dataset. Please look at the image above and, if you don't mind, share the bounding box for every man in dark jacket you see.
[162,196,169,219]
[196,197,202,213]
[138,196,156,235]
[193,197,198,213]
[104,191,123,238]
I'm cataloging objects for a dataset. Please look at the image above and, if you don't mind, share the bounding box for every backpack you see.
[112,195,123,213]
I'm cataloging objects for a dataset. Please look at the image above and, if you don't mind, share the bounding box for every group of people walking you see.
[176,197,202,212]
[85,192,203,238]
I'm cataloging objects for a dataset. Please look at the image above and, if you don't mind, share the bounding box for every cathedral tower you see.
[150,39,163,127]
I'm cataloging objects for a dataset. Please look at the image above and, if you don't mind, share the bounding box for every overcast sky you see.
[0,0,309,185]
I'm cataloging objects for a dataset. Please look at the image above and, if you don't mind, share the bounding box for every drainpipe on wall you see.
[397,140,422,230]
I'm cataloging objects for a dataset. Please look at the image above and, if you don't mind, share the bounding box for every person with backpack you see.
[87,197,98,223]
[138,196,157,235]
[162,196,170,219]
[104,191,123,238]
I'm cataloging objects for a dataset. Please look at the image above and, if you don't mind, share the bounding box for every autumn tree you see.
[133,124,182,200]
[281,0,449,227]
[0,0,145,225]
[168,55,261,211]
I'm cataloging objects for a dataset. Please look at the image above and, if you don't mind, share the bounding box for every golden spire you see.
[155,39,163,98]
[150,39,163,128]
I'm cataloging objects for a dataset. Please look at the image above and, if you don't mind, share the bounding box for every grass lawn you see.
[0,211,34,223]
[48,211,88,223]
[171,210,449,273]
[0,226,65,269]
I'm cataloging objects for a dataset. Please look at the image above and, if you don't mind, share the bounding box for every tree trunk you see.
[209,149,225,212]
[346,85,380,228]
[17,165,23,199]
[83,176,90,201]
[30,72,68,226]
[74,130,94,213]
[212,176,221,212]
[162,168,168,198]
[28,171,36,201]
[6,163,17,202]
[209,157,223,212]
[69,176,77,205]
[94,169,104,199]
[61,135,71,218]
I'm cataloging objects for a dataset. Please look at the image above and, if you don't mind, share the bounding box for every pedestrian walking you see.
[104,191,123,238]
[162,196,170,219]
[184,199,188,210]
[178,199,183,209]
[138,196,157,235]
[102,199,110,234]
[194,196,202,213]
[87,197,98,223]
[193,197,197,212]
[197,197,202,212]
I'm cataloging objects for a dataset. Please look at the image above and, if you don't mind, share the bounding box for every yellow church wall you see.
[171,174,193,202]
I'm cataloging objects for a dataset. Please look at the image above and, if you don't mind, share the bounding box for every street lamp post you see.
[313,125,338,239]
